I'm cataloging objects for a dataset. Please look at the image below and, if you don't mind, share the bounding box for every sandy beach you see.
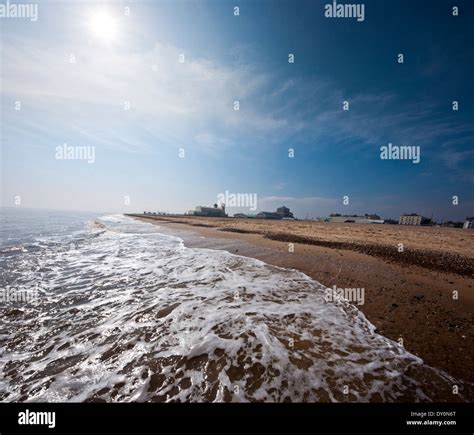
[129,214,474,395]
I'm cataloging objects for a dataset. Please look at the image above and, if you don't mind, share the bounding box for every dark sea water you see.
[0,208,465,402]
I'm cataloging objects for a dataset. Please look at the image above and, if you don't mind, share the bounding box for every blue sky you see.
[1,0,473,220]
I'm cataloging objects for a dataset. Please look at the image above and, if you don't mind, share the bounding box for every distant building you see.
[399,214,432,226]
[256,211,282,219]
[189,203,227,217]
[464,217,474,229]
[327,214,383,224]
[364,214,381,220]
[233,213,248,218]
[276,206,294,219]
[441,221,464,228]
[256,206,295,220]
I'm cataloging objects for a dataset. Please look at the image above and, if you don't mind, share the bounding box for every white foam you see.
[0,214,463,402]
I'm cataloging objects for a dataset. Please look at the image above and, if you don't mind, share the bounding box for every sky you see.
[1,0,473,220]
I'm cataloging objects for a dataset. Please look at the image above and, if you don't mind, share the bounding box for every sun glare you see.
[89,10,118,42]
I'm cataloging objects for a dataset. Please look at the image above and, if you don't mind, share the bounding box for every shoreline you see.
[128,214,474,396]
[129,215,474,276]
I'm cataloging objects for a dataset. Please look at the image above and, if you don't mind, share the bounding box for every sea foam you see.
[0,214,463,402]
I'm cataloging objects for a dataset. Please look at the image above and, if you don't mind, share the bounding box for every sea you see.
[0,208,463,402]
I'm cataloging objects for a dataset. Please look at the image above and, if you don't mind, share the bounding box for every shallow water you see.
[0,210,462,402]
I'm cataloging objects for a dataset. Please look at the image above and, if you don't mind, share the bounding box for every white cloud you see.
[2,34,289,154]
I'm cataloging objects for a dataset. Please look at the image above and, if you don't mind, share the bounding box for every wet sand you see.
[128,214,474,397]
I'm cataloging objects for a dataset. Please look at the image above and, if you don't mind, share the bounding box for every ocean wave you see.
[0,215,466,402]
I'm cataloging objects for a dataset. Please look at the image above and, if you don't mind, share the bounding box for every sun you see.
[89,10,118,42]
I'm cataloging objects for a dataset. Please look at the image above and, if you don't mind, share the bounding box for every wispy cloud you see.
[4,27,472,170]
[2,34,289,154]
